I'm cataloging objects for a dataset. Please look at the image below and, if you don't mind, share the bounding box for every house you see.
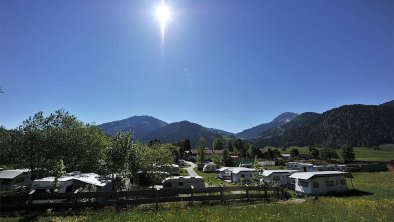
[289,171,353,195]
[261,170,298,187]
[285,162,313,172]
[230,167,255,183]
[162,176,205,189]
[30,171,112,193]
[0,169,32,191]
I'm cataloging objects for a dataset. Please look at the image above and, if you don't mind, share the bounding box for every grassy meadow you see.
[2,171,393,222]
[280,145,394,161]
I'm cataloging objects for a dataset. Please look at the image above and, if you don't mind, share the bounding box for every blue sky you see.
[1,0,393,133]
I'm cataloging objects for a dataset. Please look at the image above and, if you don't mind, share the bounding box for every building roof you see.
[289,171,353,180]
[262,170,298,177]
[0,169,29,179]
[285,162,313,166]
[231,167,256,174]
[217,167,235,172]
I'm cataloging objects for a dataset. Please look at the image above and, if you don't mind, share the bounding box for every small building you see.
[0,169,32,191]
[289,171,353,195]
[261,170,298,187]
[230,167,255,183]
[162,176,205,189]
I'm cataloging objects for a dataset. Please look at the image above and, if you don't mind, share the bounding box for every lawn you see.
[2,172,393,222]
[280,146,394,161]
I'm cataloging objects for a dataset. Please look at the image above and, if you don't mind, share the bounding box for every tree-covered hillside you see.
[140,120,224,148]
[255,102,394,148]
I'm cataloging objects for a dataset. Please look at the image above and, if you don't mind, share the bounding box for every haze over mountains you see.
[98,100,394,148]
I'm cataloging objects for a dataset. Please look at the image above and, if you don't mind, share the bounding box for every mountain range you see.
[98,100,394,148]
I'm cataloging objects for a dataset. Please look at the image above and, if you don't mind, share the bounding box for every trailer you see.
[162,176,205,189]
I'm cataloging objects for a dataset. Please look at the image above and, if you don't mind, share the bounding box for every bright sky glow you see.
[155,0,171,41]
[0,0,393,133]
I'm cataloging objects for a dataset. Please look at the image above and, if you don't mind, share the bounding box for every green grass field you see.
[280,146,394,161]
[2,172,393,222]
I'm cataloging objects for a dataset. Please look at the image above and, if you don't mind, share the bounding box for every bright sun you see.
[155,0,172,41]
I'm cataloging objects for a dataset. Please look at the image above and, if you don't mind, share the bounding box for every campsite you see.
[1,0,393,221]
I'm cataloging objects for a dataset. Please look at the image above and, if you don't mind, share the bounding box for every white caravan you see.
[162,176,205,189]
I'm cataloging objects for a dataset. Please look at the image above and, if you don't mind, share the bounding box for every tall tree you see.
[247,145,256,159]
[320,147,339,161]
[140,144,174,187]
[290,148,300,158]
[213,138,225,150]
[183,139,192,151]
[341,145,355,163]
[197,136,206,163]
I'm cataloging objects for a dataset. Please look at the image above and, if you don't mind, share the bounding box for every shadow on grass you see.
[328,189,373,197]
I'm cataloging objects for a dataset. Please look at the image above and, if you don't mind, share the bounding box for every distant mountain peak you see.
[236,112,298,139]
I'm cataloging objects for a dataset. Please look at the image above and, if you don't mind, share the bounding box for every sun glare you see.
[155,0,172,41]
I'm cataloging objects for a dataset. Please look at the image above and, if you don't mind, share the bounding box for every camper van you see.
[202,163,218,172]
[162,176,205,189]
[0,169,32,191]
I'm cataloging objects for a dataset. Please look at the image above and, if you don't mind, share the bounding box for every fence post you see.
[219,184,224,204]
[190,185,194,204]
[72,189,79,210]
[28,189,35,212]
[264,186,268,201]
[276,187,280,200]
[245,184,249,201]
[116,191,120,211]
[155,188,159,212]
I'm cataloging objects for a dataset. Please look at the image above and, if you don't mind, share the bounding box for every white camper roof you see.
[289,171,353,180]
[262,170,298,177]
[33,172,109,187]
[0,169,29,179]
[231,167,255,174]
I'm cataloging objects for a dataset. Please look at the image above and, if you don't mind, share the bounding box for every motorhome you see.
[289,171,353,195]
[261,170,298,187]
[162,176,205,189]
[202,162,218,172]
[217,167,235,180]
[230,167,256,183]
[0,169,31,191]
[285,162,313,172]
[30,171,112,193]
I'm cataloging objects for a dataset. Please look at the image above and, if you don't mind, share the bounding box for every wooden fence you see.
[0,185,289,212]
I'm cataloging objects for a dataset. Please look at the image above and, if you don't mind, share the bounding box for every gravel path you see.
[184,161,199,177]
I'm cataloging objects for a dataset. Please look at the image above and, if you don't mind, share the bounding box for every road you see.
[184,161,199,177]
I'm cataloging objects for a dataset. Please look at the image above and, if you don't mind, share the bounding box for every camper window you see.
[313,182,319,188]
[273,176,280,181]
[241,174,245,178]
[15,177,24,183]
[298,180,308,187]
[326,181,334,187]
[178,182,183,187]
[1,179,12,184]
